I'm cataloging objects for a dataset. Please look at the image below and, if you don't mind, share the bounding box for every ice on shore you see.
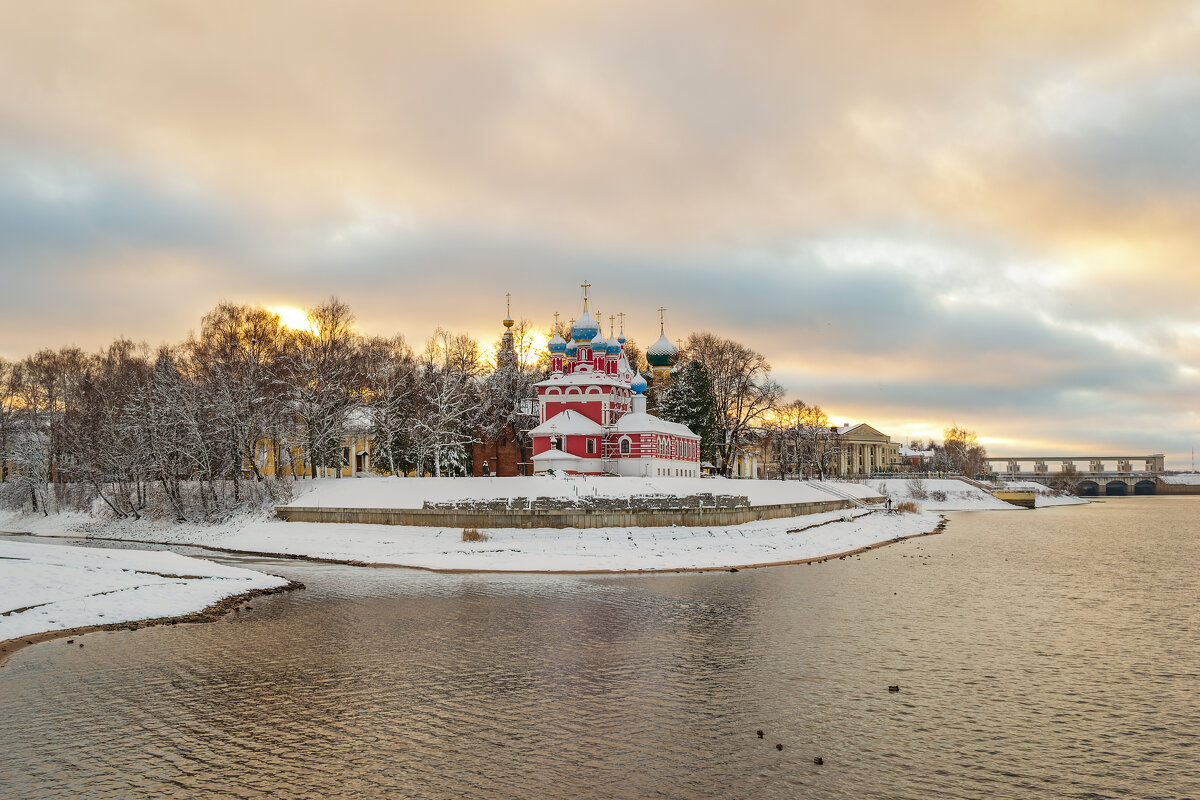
[0,540,290,642]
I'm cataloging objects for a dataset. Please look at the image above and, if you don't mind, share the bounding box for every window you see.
[586,439,596,454]
[620,438,630,455]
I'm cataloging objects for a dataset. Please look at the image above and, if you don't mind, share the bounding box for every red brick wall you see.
[472,433,525,476]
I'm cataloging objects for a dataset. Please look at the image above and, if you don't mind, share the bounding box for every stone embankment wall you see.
[1154,480,1200,495]
[276,493,883,529]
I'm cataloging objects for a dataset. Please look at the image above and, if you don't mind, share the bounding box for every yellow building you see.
[247,410,374,478]
[833,423,901,476]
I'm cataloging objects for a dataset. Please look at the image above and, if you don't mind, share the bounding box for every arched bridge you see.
[984,455,1166,496]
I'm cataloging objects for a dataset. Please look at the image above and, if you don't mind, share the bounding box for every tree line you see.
[0,299,544,519]
[0,297,985,520]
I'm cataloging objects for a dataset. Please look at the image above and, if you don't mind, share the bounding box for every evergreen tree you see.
[656,359,720,463]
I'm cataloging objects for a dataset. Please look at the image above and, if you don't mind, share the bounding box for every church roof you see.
[613,412,699,438]
[646,331,678,367]
[570,310,600,341]
[529,409,604,437]
[536,371,628,389]
[530,449,583,462]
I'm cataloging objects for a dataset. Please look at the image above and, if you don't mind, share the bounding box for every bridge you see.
[984,455,1166,496]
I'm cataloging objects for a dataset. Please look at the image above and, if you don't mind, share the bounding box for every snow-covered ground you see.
[1160,473,1200,485]
[282,475,881,509]
[103,508,940,572]
[0,539,291,642]
[0,476,1087,578]
[865,478,1089,510]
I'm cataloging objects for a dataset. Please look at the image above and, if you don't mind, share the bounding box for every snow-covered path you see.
[0,539,292,643]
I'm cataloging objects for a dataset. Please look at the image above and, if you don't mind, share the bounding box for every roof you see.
[613,411,699,438]
[536,371,628,389]
[531,449,583,462]
[645,331,678,367]
[835,422,890,439]
[529,409,603,437]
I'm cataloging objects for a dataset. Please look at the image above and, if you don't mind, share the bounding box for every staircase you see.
[812,481,874,509]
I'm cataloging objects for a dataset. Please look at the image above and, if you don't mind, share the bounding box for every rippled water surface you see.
[2,497,1197,799]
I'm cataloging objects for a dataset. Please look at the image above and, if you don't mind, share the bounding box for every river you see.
[1,496,1197,799]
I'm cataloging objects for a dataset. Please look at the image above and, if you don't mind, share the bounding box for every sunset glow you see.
[269,307,319,335]
[0,2,1197,465]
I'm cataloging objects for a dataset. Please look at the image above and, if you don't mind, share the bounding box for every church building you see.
[528,286,701,477]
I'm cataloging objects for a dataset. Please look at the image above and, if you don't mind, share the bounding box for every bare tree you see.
[0,357,15,484]
[766,400,840,480]
[684,332,784,476]
[412,329,482,476]
[943,425,988,478]
[361,335,418,476]
[279,297,364,478]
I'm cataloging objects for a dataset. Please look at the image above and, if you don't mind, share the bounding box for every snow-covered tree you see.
[412,328,483,477]
[361,335,419,476]
[279,298,364,478]
[655,359,720,464]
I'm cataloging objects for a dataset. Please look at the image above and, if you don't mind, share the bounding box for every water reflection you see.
[2,497,1197,799]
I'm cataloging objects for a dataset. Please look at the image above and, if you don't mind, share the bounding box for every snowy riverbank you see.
[0,539,294,654]
[0,477,1084,576]
[281,474,882,510]
[181,508,946,572]
[868,478,1089,510]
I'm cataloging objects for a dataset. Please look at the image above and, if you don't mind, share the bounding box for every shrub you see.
[894,500,920,514]
[906,477,928,499]
[930,490,947,502]
[462,528,488,542]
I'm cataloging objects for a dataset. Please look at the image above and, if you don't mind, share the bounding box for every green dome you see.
[646,331,678,367]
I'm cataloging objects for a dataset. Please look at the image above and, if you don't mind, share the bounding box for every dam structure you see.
[984,454,1176,496]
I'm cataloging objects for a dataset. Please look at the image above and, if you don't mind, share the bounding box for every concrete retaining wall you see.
[992,490,1036,509]
[275,496,883,529]
[1154,480,1200,495]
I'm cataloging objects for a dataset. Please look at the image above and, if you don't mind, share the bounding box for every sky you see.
[1,1,1198,467]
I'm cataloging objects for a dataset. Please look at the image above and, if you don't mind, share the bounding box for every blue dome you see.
[606,335,621,354]
[565,339,578,354]
[548,332,566,353]
[630,372,647,395]
[570,310,600,341]
[617,332,626,345]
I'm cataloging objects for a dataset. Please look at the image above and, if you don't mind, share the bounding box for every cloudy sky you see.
[1,1,1198,466]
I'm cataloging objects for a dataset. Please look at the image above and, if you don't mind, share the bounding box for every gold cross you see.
[658,307,667,331]
[618,312,625,334]
[553,311,560,333]
[505,292,511,318]
[581,279,591,310]
[609,315,615,336]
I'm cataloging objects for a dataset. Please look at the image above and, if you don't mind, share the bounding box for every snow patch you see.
[0,539,290,641]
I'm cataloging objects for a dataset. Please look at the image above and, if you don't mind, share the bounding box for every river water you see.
[1,497,1197,799]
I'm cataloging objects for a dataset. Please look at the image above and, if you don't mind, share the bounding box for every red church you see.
[529,288,701,477]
